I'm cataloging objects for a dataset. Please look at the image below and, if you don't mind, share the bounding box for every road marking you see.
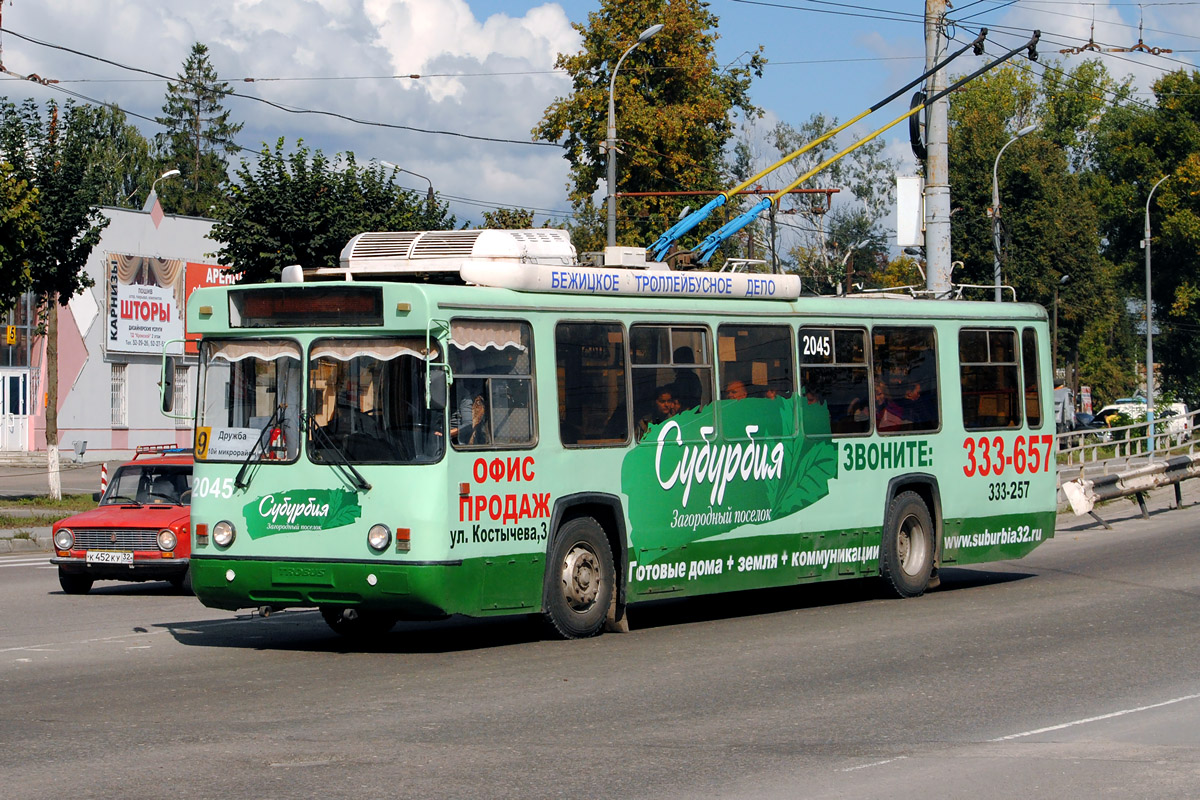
[0,556,52,567]
[992,692,1200,741]
[842,756,907,772]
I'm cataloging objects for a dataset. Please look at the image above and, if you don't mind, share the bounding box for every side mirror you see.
[160,356,176,414]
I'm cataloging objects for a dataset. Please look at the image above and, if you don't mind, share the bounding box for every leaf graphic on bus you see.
[767,435,838,518]
[324,491,363,528]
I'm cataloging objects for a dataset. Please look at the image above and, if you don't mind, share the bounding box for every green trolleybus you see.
[179,229,1056,639]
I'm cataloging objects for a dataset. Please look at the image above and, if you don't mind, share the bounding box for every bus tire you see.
[880,491,934,598]
[543,516,614,639]
[58,569,93,595]
[319,606,397,639]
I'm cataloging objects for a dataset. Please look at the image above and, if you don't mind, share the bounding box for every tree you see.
[0,98,112,498]
[0,162,40,314]
[946,62,1138,405]
[155,42,243,216]
[768,113,896,286]
[534,0,763,252]
[480,208,537,229]
[1092,69,1200,406]
[210,140,455,283]
[88,105,155,209]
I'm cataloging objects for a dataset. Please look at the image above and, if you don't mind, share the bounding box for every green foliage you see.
[1091,69,1200,406]
[479,208,537,229]
[533,0,763,248]
[210,140,456,283]
[0,162,40,313]
[155,42,244,216]
[0,98,110,312]
[947,62,1136,399]
[85,104,155,209]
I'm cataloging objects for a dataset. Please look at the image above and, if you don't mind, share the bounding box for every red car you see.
[50,445,193,594]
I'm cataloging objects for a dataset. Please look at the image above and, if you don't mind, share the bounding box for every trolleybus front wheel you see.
[319,606,398,639]
[543,517,614,639]
[880,491,935,598]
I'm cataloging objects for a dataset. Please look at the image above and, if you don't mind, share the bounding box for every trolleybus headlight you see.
[367,524,391,552]
[54,528,74,550]
[157,528,178,551]
[212,520,236,548]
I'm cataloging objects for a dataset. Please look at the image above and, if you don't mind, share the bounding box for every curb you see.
[0,528,52,553]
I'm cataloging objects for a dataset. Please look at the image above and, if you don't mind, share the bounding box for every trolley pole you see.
[924,0,952,297]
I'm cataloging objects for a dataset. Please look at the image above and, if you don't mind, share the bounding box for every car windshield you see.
[102,464,192,506]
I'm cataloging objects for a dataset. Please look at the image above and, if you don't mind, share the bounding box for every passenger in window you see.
[637,385,678,439]
[723,379,748,400]
[672,347,703,410]
[455,393,490,445]
[875,381,904,432]
[900,381,936,427]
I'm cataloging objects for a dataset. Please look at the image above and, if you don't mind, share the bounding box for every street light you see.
[992,123,1039,301]
[1144,173,1169,453]
[143,168,180,212]
[607,22,664,247]
[1052,273,1070,372]
[381,160,436,208]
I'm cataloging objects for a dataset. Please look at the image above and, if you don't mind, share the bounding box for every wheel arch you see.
[884,473,944,572]
[548,492,629,606]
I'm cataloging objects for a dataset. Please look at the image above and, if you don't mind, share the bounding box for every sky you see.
[1,0,1197,241]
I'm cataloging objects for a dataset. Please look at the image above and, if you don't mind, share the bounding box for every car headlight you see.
[367,524,391,552]
[157,528,178,551]
[212,520,236,548]
[54,528,74,550]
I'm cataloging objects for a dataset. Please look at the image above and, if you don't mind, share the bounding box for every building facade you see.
[0,207,227,460]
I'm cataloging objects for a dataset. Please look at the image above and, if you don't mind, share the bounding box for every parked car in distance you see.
[50,445,193,595]
[1092,401,1190,443]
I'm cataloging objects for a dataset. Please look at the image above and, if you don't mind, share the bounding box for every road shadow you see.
[155,564,1033,654]
[52,580,193,598]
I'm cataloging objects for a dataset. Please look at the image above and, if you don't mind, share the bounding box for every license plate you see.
[86,550,134,566]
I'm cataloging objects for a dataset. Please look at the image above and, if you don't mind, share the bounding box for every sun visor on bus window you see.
[449,321,526,351]
[228,286,384,328]
[310,339,438,362]
[208,340,301,363]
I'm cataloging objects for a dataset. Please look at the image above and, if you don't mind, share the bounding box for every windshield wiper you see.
[234,406,282,490]
[305,411,372,492]
[106,495,140,506]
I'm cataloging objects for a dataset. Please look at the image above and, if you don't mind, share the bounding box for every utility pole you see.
[924,0,952,297]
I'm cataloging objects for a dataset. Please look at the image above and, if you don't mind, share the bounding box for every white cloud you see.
[3,0,581,225]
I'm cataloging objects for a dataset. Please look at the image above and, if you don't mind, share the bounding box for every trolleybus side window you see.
[306,337,445,464]
[960,328,1020,430]
[197,339,302,462]
[872,326,939,434]
[630,324,712,441]
[448,320,536,449]
[717,324,795,437]
[1022,328,1043,429]
[556,322,628,447]
[800,326,871,436]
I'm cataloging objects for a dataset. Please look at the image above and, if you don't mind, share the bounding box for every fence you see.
[1058,407,1200,528]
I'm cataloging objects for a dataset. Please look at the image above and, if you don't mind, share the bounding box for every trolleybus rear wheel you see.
[880,491,935,598]
[543,517,614,639]
[319,606,398,639]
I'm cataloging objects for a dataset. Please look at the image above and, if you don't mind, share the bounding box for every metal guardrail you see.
[1057,408,1200,528]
